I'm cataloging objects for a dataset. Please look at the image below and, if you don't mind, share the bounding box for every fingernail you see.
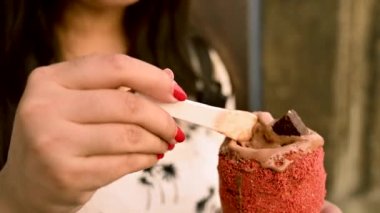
[157,153,164,160]
[175,127,186,142]
[168,143,175,151]
[164,68,174,79]
[173,83,187,101]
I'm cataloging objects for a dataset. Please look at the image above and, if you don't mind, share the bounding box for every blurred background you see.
[191,0,380,212]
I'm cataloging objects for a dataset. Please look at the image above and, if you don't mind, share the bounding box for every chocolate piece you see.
[272,110,308,136]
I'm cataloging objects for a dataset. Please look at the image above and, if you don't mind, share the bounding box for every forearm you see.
[0,170,15,213]
[0,197,13,213]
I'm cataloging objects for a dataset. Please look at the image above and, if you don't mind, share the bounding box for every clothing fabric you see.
[80,49,234,213]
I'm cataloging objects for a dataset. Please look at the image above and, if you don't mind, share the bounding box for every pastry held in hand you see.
[218,110,326,213]
[159,100,257,141]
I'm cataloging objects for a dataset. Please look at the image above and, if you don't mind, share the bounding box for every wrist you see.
[0,167,17,212]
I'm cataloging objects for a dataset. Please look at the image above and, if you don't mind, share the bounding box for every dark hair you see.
[0,0,199,169]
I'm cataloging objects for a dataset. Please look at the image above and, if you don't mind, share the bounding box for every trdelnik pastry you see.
[218,110,326,213]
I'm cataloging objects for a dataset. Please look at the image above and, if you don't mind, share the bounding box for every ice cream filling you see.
[220,111,324,172]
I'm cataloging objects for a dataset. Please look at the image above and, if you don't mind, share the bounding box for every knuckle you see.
[49,165,73,190]
[47,165,91,205]
[29,133,60,156]
[27,66,51,84]
[71,192,92,206]
[18,75,57,122]
[17,99,50,120]
[106,54,129,72]
[51,164,82,193]
[16,102,57,143]
[122,125,142,145]
[122,93,140,115]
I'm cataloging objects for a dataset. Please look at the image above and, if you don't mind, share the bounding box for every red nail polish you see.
[175,127,185,142]
[157,153,164,160]
[168,143,175,151]
[173,83,187,101]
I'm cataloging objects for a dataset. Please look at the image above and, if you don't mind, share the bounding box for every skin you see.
[0,1,180,212]
[56,0,132,59]
[0,0,342,212]
[0,54,180,212]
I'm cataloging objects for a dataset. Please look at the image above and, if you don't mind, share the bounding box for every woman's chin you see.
[78,0,140,9]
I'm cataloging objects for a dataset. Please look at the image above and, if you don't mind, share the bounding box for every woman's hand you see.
[0,54,185,212]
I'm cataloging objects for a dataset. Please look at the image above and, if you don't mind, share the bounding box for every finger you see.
[71,123,171,156]
[79,154,158,190]
[47,54,179,102]
[60,90,178,143]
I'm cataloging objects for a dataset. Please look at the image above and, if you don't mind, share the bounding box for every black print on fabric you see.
[195,187,221,213]
[138,164,178,210]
